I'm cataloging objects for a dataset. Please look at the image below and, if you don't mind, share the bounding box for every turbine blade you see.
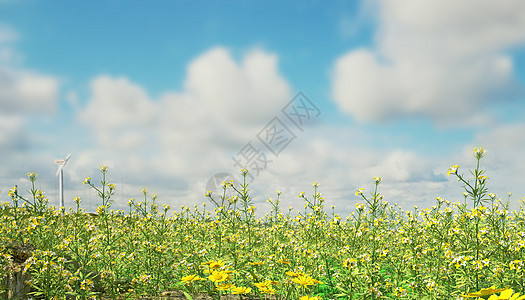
[64,153,72,166]
[55,153,71,176]
[56,165,64,176]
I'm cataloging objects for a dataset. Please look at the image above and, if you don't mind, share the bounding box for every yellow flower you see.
[355,203,365,211]
[254,280,279,294]
[447,165,459,176]
[210,260,224,269]
[181,274,204,284]
[8,186,18,198]
[473,147,486,159]
[208,270,229,283]
[292,275,317,288]
[138,274,151,284]
[96,205,106,215]
[487,288,525,300]
[299,296,320,300]
[215,283,233,291]
[343,258,358,269]
[286,270,302,277]
[80,279,94,291]
[249,261,264,266]
[258,286,276,294]
[478,175,488,183]
[278,258,291,264]
[461,286,508,298]
[202,260,225,270]
[232,286,252,294]
[254,280,279,289]
[254,281,269,289]
[355,188,364,196]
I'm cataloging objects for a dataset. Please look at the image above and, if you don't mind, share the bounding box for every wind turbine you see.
[56,153,72,208]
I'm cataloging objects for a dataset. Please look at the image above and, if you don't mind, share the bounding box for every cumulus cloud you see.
[0,64,60,199]
[0,26,59,151]
[235,125,453,213]
[78,47,292,187]
[0,115,26,151]
[0,67,59,114]
[332,0,525,124]
[363,150,443,183]
[184,47,292,125]
[81,76,158,149]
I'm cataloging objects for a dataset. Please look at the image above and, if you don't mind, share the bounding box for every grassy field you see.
[1,148,525,299]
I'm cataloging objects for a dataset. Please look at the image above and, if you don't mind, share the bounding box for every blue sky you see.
[1,0,524,216]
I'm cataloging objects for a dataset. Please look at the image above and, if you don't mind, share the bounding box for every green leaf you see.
[182,291,194,300]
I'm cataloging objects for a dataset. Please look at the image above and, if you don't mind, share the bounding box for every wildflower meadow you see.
[1,147,525,299]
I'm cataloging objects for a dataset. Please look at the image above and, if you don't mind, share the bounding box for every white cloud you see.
[0,27,59,151]
[78,47,293,194]
[0,25,17,44]
[80,76,158,149]
[363,150,442,183]
[238,127,452,213]
[0,25,65,208]
[0,115,26,151]
[184,47,292,125]
[0,67,59,114]
[332,0,525,124]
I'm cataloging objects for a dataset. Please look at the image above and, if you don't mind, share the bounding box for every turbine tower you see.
[55,153,72,208]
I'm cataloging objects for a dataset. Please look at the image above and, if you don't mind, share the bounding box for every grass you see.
[1,147,525,299]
